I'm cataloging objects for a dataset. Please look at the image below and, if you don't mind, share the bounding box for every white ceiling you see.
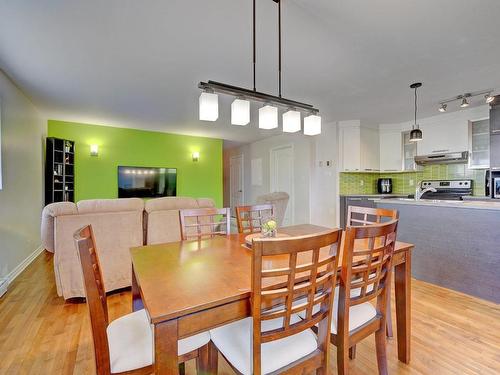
[1,0,499,146]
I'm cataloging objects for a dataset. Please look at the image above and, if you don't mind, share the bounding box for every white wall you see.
[225,133,314,225]
[310,122,338,227]
[224,122,340,228]
[0,69,45,282]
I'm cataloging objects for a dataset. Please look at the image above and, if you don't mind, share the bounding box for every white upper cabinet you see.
[416,121,468,156]
[339,121,379,172]
[379,129,402,171]
[339,125,361,171]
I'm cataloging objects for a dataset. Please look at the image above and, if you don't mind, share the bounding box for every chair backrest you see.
[340,219,398,311]
[251,230,342,374]
[179,207,230,240]
[235,204,274,234]
[73,225,111,375]
[347,206,398,227]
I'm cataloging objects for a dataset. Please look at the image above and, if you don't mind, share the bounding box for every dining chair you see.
[332,219,398,375]
[347,205,398,227]
[179,207,230,240]
[346,205,398,345]
[235,204,274,234]
[209,229,342,375]
[74,224,213,375]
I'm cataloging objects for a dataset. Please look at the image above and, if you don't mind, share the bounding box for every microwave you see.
[494,178,500,199]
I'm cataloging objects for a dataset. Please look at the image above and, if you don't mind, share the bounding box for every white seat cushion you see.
[296,287,377,335]
[106,309,210,373]
[210,315,318,375]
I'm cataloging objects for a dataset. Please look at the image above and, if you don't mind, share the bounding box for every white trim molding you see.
[0,245,44,297]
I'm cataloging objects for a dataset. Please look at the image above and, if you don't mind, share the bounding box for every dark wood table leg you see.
[155,319,179,375]
[394,249,411,364]
[132,265,144,312]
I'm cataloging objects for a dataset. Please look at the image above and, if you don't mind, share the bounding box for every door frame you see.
[229,154,244,209]
[269,144,294,225]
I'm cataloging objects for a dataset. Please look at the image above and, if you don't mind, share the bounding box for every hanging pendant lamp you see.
[409,82,423,142]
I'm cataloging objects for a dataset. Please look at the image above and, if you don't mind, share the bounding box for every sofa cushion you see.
[77,198,144,214]
[41,202,78,252]
[145,197,199,213]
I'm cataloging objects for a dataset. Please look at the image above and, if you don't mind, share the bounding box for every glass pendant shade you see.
[304,115,321,136]
[231,99,250,125]
[282,110,301,133]
[259,105,278,129]
[409,127,423,142]
[199,92,218,121]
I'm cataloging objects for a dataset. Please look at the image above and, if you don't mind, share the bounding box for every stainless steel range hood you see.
[414,151,469,165]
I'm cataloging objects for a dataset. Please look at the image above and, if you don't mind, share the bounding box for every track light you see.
[485,94,495,104]
[460,97,469,108]
[438,103,447,112]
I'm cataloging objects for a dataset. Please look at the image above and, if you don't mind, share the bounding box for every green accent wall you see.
[47,120,223,206]
[340,165,486,196]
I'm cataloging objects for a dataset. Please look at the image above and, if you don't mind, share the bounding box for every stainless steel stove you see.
[419,179,473,200]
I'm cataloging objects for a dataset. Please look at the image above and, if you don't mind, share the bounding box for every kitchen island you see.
[376,198,500,303]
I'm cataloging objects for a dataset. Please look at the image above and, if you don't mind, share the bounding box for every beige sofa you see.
[41,197,215,299]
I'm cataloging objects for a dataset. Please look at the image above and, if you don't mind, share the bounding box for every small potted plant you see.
[261,218,277,238]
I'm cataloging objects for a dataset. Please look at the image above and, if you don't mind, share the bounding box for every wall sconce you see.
[90,144,99,156]
[192,151,200,162]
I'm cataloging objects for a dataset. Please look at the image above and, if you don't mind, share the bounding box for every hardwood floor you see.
[1,252,499,374]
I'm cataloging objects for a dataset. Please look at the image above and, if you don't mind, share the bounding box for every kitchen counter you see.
[374,198,500,211]
[376,199,500,303]
[341,194,410,198]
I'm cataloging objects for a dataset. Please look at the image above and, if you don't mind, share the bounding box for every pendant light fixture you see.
[231,98,250,125]
[198,0,321,135]
[409,82,423,142]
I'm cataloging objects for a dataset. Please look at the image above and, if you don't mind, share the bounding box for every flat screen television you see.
[118,166,177,198]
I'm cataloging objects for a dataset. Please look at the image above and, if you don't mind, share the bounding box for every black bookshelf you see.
[45,137,75,204]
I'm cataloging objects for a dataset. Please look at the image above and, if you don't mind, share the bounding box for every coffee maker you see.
[377,178,393,194]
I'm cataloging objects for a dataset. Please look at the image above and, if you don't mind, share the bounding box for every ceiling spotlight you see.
[438,103,447,112]
[460,97,469,108]
[485,94,495,104]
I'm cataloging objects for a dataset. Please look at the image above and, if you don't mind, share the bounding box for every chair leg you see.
[349,345,356,359]
[386,268,394,338]
[375,327,388,375]
[196,342,218,375]
[337,343,349,375]
[179,362,186,375]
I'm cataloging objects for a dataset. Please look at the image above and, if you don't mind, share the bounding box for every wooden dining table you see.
[130,224,413,374]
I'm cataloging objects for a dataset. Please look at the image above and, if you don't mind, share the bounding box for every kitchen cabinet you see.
[339,123,379,172]
[379,129,402,171]
[417,121,468,156]
[339,125,361,171]
[491,104,500,134]
[468,119,490,169]
[490,134,500,170]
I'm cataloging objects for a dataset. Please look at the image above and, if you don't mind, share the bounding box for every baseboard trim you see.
[2,245,44,295]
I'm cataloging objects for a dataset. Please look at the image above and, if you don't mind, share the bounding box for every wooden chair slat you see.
[179,207,230,240]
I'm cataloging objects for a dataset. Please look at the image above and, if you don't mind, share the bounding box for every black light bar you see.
[198,80,320,115]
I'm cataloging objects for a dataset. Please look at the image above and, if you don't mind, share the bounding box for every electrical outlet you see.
[409,179,414,186]
[360,180,364,187]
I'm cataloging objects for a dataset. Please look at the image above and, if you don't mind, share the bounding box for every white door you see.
[229,155,244,209]
[270,145,294,226]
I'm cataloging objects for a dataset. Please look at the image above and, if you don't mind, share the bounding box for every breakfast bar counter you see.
[376,199,500,303]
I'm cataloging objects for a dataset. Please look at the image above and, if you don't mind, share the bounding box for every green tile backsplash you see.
[340,165,486,196]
